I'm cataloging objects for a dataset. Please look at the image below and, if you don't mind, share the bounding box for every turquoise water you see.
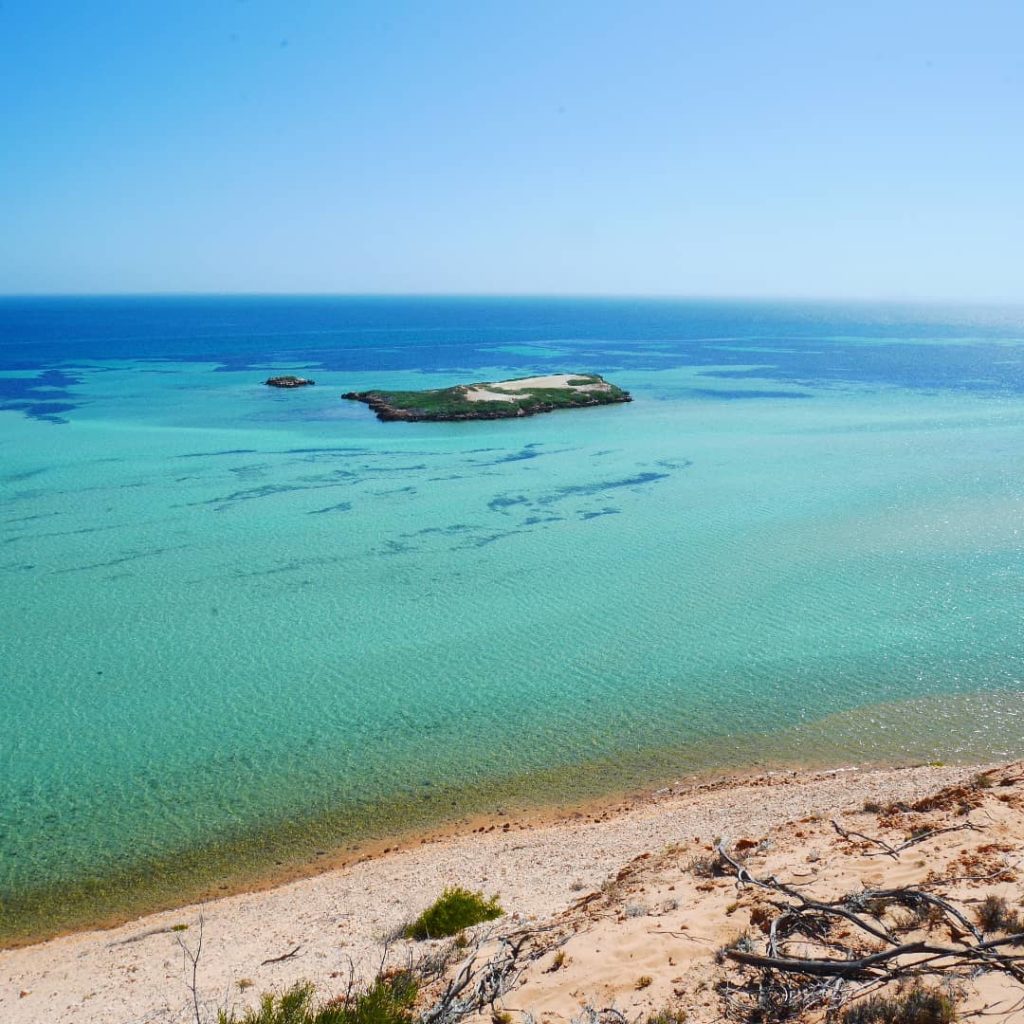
[2,298,1023,940]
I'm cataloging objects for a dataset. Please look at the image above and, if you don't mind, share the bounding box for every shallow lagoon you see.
[2,297,1023,941]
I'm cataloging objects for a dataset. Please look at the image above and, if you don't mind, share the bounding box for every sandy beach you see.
[464,374,614,400]
[7,759,1021,1024]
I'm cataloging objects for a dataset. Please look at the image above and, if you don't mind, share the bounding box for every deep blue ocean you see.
[2,296,1023,941]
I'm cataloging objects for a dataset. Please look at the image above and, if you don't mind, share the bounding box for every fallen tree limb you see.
[260,945,302,966]
[712,836,1024,1021]
[830,819,982,861]
[725,940,931,978]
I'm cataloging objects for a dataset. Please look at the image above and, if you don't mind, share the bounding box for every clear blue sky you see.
[1,1,1022,299]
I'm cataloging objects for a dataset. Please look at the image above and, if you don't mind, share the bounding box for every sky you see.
[1,1,1022,300]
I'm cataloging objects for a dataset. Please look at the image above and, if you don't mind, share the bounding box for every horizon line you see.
[1,291,1022,309]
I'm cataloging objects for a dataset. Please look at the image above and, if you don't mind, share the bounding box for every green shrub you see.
[404,887,503,940]
[646,1009,688,1024]
[841,984,956,1024]
[217,974,418,1024]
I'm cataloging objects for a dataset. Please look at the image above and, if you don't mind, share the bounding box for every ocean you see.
[1,295,1023,942]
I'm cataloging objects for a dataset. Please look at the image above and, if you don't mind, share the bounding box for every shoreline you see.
[0,751,990,951]
[0,750,920,950]
[12,681,1024,948]
[0,758,997,1023]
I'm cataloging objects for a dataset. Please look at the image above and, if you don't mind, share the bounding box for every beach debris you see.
[260,944,303,966]
[713,829,1024,1021]
[420,923,569,1024]
[831,818,983,861]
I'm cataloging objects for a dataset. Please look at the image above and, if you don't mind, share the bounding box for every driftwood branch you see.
[419,925,567,1024]
[831,819,900,859]
[831,818,981,860]
[712,838,1024,1021]
[260,945,302,966]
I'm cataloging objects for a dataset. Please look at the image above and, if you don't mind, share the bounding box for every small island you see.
[342,373,631,422]
[265,375,315,388]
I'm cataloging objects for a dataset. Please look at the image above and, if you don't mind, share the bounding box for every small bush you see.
[715,930,755,964]
[217,975,418,1024]
[338,975,418,1024]
[404,887,502,940]
[647,1009,688,1024]
[841,984,956,1024]
[635,975,653,990]
[975,895,1023,934]
[685,853,721,878]
[893,902,944,934]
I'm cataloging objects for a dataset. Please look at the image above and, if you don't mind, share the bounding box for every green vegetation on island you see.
[342,373,631,421]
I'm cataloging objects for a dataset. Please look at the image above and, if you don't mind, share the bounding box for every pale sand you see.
[463,375,611,402]
[486,375,602,391]
[3,761,1010,1024]
[484,760,1024,1024]
[463,387,522,402]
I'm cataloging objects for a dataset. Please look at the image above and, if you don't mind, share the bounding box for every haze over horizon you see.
[2,1,1022,302]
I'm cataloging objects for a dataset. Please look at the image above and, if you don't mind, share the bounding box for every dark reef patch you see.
[194,480,353,512]
[307,501,353,515]
[537,471,669,505]
[0,369,82,424]
[483,444,544,464]
[488,494,530,513]
[177,449,260,459]
[580,507,622,520]
[464,529,528,548]
[2,511,61,525]
[405,523,476,537]
[1,467,51,484]
[53,546,183,575]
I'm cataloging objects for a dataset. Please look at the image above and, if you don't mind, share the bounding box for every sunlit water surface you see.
[1,297,1022,941]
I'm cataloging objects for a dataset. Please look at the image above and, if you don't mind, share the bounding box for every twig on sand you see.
[175,913,204,1024]
[831,818,982,860]
[260,944,302,966]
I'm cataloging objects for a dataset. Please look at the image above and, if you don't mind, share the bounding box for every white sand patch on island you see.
[494,374,611,392]
[463,374,612,402]
[462,387,522,402]
[4,761,1014,1024]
